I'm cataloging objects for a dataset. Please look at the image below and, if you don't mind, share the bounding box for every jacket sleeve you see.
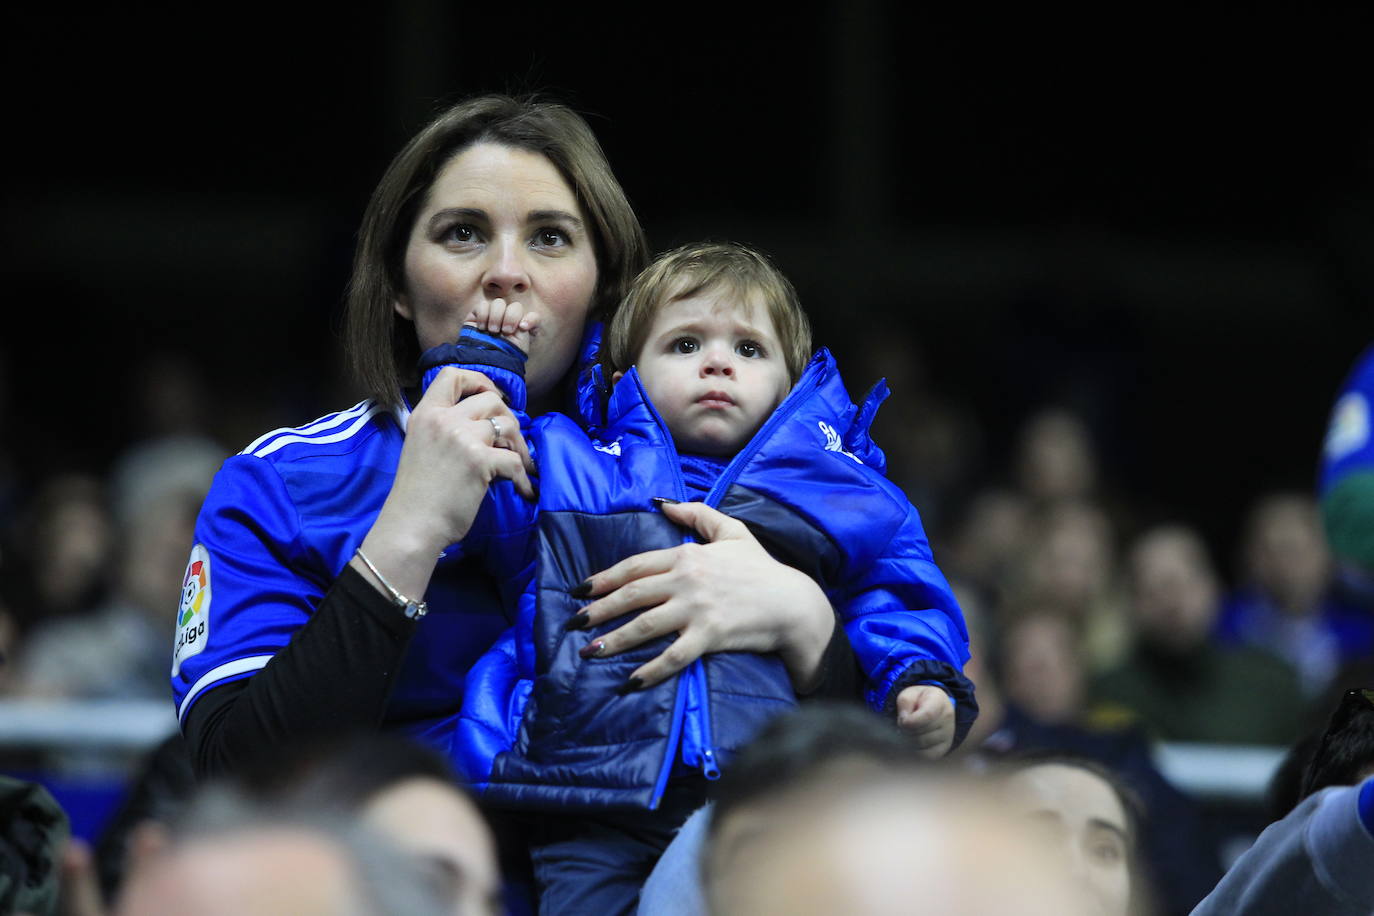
[1191,779,1374,916]
[420,328,541,784]
[837,498,979,749]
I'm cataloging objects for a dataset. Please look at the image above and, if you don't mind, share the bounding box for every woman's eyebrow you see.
[528,209,584,228]
[1088,818,1130,842]
[426,207,487,231]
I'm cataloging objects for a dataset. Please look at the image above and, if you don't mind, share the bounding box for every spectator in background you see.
[11,438,224,700]
[1089,525,1307,747]
[1015,407,1100,511]
[1013,499,1130,673]
[990,752,1158,916]
[958,585,1222,915]
[858,328,986,541]
[1215,491,1374,698]
[942,487,1033,616]
[1191,687,1374,915]
[1,473,113,638]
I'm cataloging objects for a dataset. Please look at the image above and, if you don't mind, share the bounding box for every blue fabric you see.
[170,324,607,751]
[441,329,975,812]
[1359,777,1374,839]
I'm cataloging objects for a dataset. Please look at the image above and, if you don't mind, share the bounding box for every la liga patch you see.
[173,543,211,677]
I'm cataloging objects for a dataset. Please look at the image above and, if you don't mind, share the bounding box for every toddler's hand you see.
[465,298,539,354]
[896,684,956,758]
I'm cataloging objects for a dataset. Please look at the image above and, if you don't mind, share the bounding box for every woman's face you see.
[363,777,501,916]
[1002,763,1133,916]
[397,142,599,402]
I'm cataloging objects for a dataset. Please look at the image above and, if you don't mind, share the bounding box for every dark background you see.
[3,5,1371,567]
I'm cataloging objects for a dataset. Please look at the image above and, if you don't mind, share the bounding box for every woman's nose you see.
[483,238,530,296]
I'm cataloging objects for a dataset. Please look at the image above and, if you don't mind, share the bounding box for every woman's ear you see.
[393,296,414,321]
[611,370,625,384]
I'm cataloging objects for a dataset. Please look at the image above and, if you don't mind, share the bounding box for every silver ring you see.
[488,416,503,445]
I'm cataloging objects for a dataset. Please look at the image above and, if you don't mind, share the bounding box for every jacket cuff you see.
[880,659,980,751]
[417,328,529,411]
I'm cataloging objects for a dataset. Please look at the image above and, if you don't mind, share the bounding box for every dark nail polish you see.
[615,677,644,695]
[565,611,590,631]
[579,640,604,659]
[569,580,593,599]
[651,497,680,507]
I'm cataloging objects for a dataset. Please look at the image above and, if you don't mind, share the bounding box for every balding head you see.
[706,771,1096,916]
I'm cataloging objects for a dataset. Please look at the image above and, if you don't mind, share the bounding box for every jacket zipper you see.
[637,365,824,802]
[630,371,692,809]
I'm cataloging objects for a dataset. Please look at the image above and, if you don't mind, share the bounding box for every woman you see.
[992,752,1157,916]
[171,94,847,780]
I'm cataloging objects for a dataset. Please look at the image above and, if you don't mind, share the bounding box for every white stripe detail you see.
[391,400,411,434]
[241,400,374,456]
[177,655,273,723]
[251,404,388,458]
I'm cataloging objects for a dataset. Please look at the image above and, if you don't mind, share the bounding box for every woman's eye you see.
[535,227,569,247]
[736,341,764,358]
[672,338,699,354]
[1089,840,1123,864]
[444,224,479,244]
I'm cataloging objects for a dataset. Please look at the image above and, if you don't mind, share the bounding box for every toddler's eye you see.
[672,338,699,354]
[736,341,764,358]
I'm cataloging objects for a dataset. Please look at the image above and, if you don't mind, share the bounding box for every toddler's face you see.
[629,290,792,456]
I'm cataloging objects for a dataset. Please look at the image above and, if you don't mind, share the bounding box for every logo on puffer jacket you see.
[818,421,863,464]
[172,544,211,677]
[593,437,622,456]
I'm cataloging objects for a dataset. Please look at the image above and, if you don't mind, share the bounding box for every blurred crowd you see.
[1,331,1372,915]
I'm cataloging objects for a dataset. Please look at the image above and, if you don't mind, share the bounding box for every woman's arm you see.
[182,565,417,778]
[180,367,535,779]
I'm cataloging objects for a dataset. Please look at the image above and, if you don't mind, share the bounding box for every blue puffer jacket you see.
[427,330,975,813]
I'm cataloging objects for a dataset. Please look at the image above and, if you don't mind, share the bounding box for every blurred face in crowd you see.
[1001,762,1134,916]
[1016,409,1098,504]
[1244,494,1331,614]
[999,611,1085,725]
[1128,527,1218,655]
[1024,502,1114,616]
[362,777,502,916]
[397,142,600,402]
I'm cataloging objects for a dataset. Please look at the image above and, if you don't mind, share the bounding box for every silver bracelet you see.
[354,547,429,620]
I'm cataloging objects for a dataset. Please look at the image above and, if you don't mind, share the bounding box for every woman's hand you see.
[895,684,956,758]
[357,366,536,600]
[572,500,835,692]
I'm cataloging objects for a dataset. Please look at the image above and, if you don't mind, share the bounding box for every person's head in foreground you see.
[603,240,813,456]
[229,731,503,916]
[701,703,1099,915]
[989,751,1156,916]
[111,786,451,916]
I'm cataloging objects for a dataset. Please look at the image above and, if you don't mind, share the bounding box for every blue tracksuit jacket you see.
[427,330,976,813]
